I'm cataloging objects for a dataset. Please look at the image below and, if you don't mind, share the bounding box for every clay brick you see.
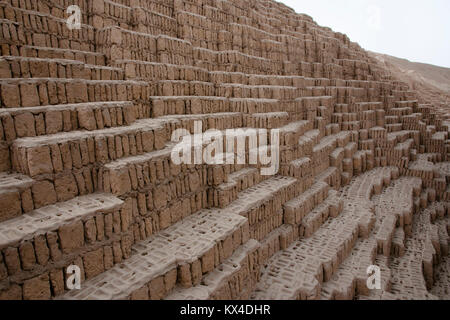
[20,83,40,107]
[83,248,104,279]
[49,269,65,296]
[148,275,165,300]
[32,180,57,208]
[45,110,63,134]
[58,221,85,254]
[0,190,21,222]
[84,218,97,244]
[34,235,50,266]
[0,253,7,281]
[201,247,215,274]
[19,241,37,271]
[130,286,149,300]
[1,83,20,107]
[54,173,79,202]
[15,112,36,137]
[0,285,22,300]
[23,274,51,300]
[103,246,113,270]
[27,146,53,176]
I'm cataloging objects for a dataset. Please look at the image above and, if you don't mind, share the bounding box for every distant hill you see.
[370,52,450,108]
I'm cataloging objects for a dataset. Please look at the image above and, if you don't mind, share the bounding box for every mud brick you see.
[0,285,22,300]
[201,247,215,274]
[33,235,50,266]
[54,173,79,202]
[14,112,36,137]
[149,275,166,300]
[19,241,37,271]
[26,146,53,177]
[0,190,21,222]
[49,269,65,297]
[20,83,40,107]
[23,274,51,300]
[58,221,85,254]
[4,247,21,275]
[1,83,21,107]
[83,248,105,279]
[130,286,149,300]
[32,180,57,208]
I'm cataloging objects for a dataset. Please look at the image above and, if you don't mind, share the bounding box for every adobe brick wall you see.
[0,0,448,300]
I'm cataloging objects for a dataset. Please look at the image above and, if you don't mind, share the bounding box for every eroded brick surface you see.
[0,0,449,301]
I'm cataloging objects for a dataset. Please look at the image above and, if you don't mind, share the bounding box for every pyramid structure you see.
[0,0,449,300]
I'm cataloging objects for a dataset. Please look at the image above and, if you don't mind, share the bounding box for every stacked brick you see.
[0,0,448,300]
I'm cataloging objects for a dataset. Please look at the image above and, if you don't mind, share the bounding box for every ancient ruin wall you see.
[0,0,449,300]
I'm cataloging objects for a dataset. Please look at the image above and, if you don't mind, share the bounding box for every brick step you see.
[0,101,138,140]
[281,157,312,180]
[0,56,124,80]
[11,118,167,177]
[332,112,358,123]
[157,112,243,133]
[222,176,299,241]
[0,172,34,222]
[394,100,418,109]
[356,254,392,300]
[0,8,95,49]
[150,96,302,117]
[371,177,422,256]
[1,0,91,22]
[429,253,450,299]
[283,180,330,226]
[131,7,177,37]
[385,115,401,124]
[209,71,307,87]
[383,202,441,299]
[385,123,403,133]
[100,0,174,18]
[59,175,297,300]
[251,167,399,300]
[192,47,285,75]
[59,201,251,300]
[320,238,377,300]
[314,166,341,189]
[0,78,150,108]
[312,132,351,165]
[352,102,383,112]
[155,80,216,96]
[243,112,290,129]
[97,26,193,63]
[299,96,334,109]
[299,190,344,238]
[344,142,358,158]
[114,60,210,82]
[387,107,414,117]
[132,0,175,17]
[0,193,126,300]
[339,121,361,131]
[391,227,406,257]
[16,45,106,66]
[210,167,270,209]
[216,83,300,100]
[325,123,341,136]
[164,240,261,300]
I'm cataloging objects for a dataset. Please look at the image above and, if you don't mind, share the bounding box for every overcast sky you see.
[279,0,450,68]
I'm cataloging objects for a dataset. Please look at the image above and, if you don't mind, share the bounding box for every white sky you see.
[279,0,450,68]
